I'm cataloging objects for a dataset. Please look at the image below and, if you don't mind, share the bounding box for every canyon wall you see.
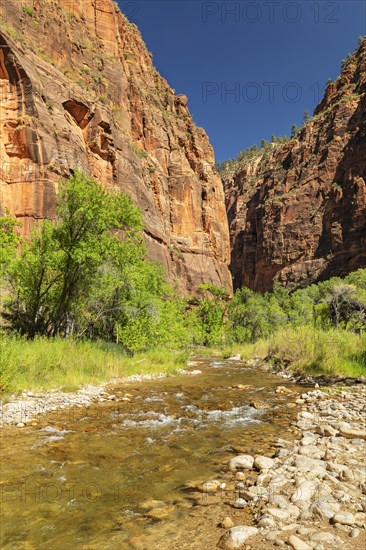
[0,0,232,292]
[224,40,366,291]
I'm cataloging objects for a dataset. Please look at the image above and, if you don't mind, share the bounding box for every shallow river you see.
[0,358,303,549]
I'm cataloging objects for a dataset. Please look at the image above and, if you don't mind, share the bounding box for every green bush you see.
[22,5,34,17]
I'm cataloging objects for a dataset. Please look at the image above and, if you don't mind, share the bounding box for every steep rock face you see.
[0,0,231,292]
[224,41,366,291]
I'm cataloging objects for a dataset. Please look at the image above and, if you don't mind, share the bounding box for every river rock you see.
[294,456,326,474]
[291,481,317,503]
[266,508,293,521]
[349,528,360,538]
[250,400,270,409]
[200,480,221,493]
[297,527,316,536]
[315,425,338,437]
[298,411,314,420]
[312,500,336,520]
[269,495,288,509]
[275,386,292,394]
[326,462,349,476]
[300,435,317,446]
[310,532,335,543]
[298,446,325,459]
[217,526,258,549]
[295,499,311,512]
[288,535,311,550]
[228,455,254,472]
[232,498,247,509]
[332,511,355,525]
[145,505,175,520]
[257,514,276,528]
[254,456,275,470]
[339,426,366,439]
[265,531,280,541]
[221,517,235,529]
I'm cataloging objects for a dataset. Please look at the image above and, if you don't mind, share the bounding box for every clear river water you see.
[0,358,303,549]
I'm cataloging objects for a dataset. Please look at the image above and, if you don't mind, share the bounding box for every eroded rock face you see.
[0,0,231,293]
[224,40,366,291]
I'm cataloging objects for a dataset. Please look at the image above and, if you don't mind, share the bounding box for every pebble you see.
[288,535,311,550]
[267,508,292,521]
[265,531,279,541]
[275,386,292,394]
[257,514,276,528]
[232,498,247,509]
[220,517,235,529]
[297,527,316,536]
[201,480,221,493]
[349,528,360,538]
[310,532,335,543]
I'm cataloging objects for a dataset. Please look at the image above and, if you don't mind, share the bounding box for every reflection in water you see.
[0,359,301,549]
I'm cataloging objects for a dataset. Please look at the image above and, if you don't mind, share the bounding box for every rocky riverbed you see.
[1,359,365,550]
[0,370,199,427]
[196,385,366,549]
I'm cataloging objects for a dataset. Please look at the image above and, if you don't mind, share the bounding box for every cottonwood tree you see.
[6,172,143,338]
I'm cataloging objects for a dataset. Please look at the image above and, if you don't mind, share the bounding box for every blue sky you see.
[117,1,365,162]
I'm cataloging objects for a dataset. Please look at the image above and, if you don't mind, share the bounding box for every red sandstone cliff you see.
[0,0,232,292]
[224,40,366,291]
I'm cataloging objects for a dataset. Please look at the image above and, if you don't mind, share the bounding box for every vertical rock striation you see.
[224,40,366,291]
[0,0,232,292]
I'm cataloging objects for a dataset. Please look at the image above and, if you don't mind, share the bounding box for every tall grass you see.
[0,335,189,395]
[238,326,366,378]
[1,327,364,397]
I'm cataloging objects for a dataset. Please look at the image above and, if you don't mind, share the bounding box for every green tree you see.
[303,110,310,123]
[192,285,230,346]
[0,210,21,278]
[6,172,144,338]
[291,124,299,137]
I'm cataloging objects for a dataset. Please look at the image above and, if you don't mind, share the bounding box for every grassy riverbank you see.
[0,327,364,398]
[231,327,366,378]
[0,335,189,396]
